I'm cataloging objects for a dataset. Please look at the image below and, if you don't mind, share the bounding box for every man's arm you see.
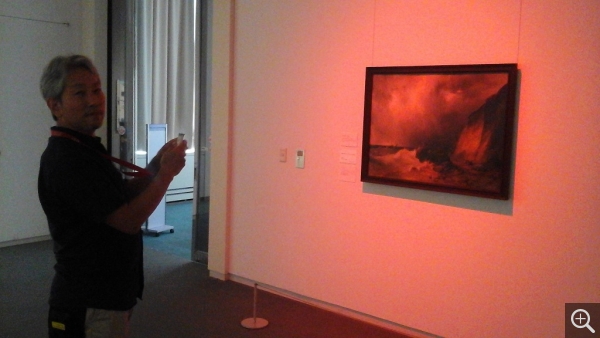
[106,140,186,234]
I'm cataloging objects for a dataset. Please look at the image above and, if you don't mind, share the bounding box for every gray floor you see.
[143,200,195,259]
[0,240,412,338]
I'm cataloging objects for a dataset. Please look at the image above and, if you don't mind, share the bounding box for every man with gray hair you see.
[38,55,186,337]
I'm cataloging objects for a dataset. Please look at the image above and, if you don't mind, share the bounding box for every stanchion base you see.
[241,317,269,329]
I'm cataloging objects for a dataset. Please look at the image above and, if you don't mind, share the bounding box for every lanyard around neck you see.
[51,129,152,178]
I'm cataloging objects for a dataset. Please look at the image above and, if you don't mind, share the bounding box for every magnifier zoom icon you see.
[571,309,595,333]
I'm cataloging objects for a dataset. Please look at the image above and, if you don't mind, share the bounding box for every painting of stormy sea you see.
[366,72,511,194]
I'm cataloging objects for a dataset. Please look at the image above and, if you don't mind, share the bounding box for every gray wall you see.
[0,1,106,245]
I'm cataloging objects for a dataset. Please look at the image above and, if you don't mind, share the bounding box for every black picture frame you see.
[361,64,518,200]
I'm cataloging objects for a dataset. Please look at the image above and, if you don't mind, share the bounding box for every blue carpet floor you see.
[143,200,196,259]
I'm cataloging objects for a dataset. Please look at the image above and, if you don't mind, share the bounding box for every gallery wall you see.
[219,0,600,337]
[0,1,106,245]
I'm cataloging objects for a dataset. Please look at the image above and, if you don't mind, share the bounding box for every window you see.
[133,0,199,155]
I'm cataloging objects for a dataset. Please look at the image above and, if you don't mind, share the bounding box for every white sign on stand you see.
[145,124,173,236]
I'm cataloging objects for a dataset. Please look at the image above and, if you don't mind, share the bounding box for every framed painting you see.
[361,64,518,200]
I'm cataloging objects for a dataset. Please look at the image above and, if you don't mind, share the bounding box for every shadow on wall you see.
[362,183,514,216]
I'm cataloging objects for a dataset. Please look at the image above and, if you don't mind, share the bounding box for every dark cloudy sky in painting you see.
[369,73,509,149]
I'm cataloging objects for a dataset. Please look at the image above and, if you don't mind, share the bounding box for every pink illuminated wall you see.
[223,1,600,337]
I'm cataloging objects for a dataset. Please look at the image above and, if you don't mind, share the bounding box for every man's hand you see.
[157,139,187,180]
[147,138,186,176]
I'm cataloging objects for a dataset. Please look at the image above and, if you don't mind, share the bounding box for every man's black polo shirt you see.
[38,126,143,311]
